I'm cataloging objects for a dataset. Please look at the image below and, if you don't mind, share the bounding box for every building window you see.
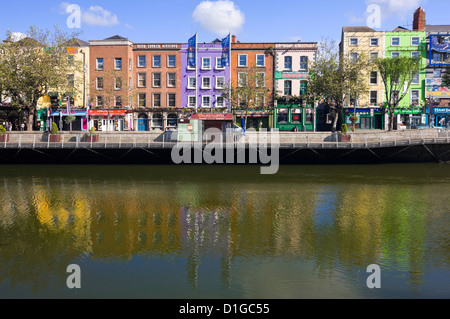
[216,76,225,89]
[238,54,247,67]
[277,108,288,124]
[188,76,196,89]
[96,96,103,107]
[153,55,161,67]
[411,37,420,46]
[138,55,146,68]
[96,58,104,71]
[349,38,358,46]
[152,113,163,128]
[153,93,161,107]
[167,114,178,127]
[115,96,122,107]
[370,91,378,105]
[412,72,420,84]
[202,77,211,89]
[284,56,292,70]
[114,77,122,90]
[370,52,379,61]
[433,70,441,78]
[137,73,146,87]
[188,96,196,108]
[138,93,146,107]
[411,51,420,59]
[256,54,265,67]
[391,52,400,58]
[167,55,176,68]
[284,80,292,96]
[300,56,308,71]
[350,52,359,61]
[411,90,420,106]
[129,58,132,71]
[291,108,302,124]
[167,73,176,88]
[300,81,307,95]
[215,57,224,69]
[96,77,104,90]
[202,57,211,70]
[114,58,122,70]
[167,93,176,107]
[256,72,265,87]
[202,96,211,107]
[370,71,378,85]
[391,37,400,46]
[238,72,247,87]
[216,96,225,108]
[153,73,161,87]
[255,93,265,108]
[68,74,75,87]
[370,38,379,46]
[68,55,74,65]
[305,108,313,124]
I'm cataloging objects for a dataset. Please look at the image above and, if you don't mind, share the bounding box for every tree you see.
[306,40,370,132]
[220,63,273,130]
[0,26,83,131]
[375,56,422,131]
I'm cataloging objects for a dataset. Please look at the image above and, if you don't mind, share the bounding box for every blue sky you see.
[0,0,447,44]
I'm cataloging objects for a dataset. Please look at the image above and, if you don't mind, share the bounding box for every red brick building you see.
[230,35,275,129]
[89,35,134,131]
[132,43,181,131]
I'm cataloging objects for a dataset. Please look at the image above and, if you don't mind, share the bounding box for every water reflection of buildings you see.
[0,174,445,295]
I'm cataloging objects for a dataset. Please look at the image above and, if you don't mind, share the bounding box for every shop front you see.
[89,109,133,131]
[433,107,450,128]
[274,105,315,131]
[50,109,88,131]
[394,108,427,130]
[234,110,272,131]
[344,108,384,130]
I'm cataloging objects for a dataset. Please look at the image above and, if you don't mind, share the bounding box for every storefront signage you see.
[50,110,86,116]
[67,48,79,54]
[426,78,450,97]
[394,108,422,114]
[433,108,450,114]
[347,108,383,114]
[89,110,127,117]
[191,113,233,121]
[275,71,309,80]
[430,35,450,53]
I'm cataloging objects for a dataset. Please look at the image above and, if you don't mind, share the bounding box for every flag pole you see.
[195,32,198,114]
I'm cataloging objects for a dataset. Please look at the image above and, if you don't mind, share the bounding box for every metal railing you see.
[1,129,449,150]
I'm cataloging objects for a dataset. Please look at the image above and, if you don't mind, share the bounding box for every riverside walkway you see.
[1,129,449,164]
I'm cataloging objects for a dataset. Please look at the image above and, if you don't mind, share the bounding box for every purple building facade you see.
[181,42,230,111]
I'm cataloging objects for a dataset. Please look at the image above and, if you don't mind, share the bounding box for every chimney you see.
[232,35,236,44]
[413,7,426,31]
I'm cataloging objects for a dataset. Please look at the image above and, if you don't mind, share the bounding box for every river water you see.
[0,164,449,299]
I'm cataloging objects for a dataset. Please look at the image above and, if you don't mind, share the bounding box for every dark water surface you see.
[0,164,449,299]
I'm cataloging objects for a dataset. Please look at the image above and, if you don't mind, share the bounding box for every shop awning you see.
[190,113,233,121]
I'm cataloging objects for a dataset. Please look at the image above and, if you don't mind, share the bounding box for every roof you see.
[105,35,128,40]
[392,26,410,32]
[342,26,376,33]
[65,38,89,47]
[424,25,450,33]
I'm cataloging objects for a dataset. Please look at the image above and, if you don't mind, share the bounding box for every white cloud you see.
[192,0,245,37]
[10,32,27,42]
[366,0,425,20]
[58,2,119,27]
[82,5,119,26]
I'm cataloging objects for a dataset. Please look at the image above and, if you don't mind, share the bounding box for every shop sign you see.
[50,110,87,116]
[190,113,233,121]
[275,71,309,80]
[394,108,422,114]
[433,107,450,114]
[67,48,78,54]
[89,109,127,117]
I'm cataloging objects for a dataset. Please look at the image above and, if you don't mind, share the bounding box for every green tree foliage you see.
[0,26,82,131]
[306,40,370,132]
[375,56,422,131]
